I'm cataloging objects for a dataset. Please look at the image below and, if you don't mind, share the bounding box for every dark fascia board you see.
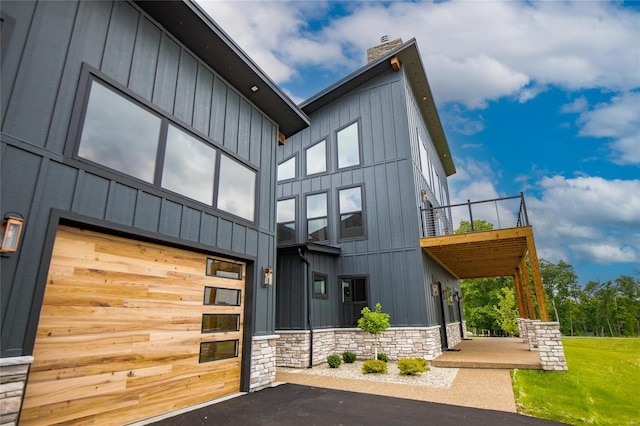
[277,243,341,256]
[301,39,456,177]
[133,0,309,138]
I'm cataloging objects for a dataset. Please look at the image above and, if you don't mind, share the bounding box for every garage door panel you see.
[22,226,246,425]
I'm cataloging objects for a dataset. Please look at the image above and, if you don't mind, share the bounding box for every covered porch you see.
[431,337,542,369]
[420,193,549,322]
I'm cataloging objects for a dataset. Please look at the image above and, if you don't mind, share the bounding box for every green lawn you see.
[511,337,640,425]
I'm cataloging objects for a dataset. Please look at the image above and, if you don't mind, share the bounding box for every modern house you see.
[1,1,560,424]
[274,38,464,367]
[0,0,308,424]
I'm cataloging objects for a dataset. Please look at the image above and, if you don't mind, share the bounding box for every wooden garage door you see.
[21,226,246,425]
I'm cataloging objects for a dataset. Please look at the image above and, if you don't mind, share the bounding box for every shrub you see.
[342,351,356,363]
[362,359,387,374]
[397,357,430,376]
[376,353,388,363]
[327,354,342,368]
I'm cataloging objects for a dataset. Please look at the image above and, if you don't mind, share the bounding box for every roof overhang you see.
[420,227,534,279]
[300,39,455,176]
[134,0,309,138]
[277,243,341,256]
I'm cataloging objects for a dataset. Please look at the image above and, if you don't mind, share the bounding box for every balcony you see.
[419,193,549,321]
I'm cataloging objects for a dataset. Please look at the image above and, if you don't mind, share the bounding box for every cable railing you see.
[420,192,529,238]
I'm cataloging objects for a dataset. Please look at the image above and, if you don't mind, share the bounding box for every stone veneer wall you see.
[250,335,278,391]
[275,326,443,368]
[0,356,33,426]
[445,322,462,348]
[533,322,568,371]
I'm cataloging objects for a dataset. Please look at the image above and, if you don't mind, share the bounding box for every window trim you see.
[337,184,367,241]
[304,138,327,177]
[335,120,362,170]
[305,190,330,243]
[277,153,297,182]
[67,63,260,225]
[312,272,329,300]
[276,196,298,245]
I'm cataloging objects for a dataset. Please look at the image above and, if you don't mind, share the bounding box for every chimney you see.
[367,35,403,63]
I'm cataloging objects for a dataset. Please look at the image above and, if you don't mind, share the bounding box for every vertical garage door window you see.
[199,340,239,363]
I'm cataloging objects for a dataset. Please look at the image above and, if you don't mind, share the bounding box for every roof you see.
[134,0,309,138]
[300,39,456,177]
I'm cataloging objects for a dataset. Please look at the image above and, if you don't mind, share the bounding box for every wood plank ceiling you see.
[420,226,534,279]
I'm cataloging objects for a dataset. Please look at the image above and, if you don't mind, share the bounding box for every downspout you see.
[298,248,313,368]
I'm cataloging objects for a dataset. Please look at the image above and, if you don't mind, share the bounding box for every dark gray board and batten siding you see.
[277,67,459,328]
[1,0,279,357]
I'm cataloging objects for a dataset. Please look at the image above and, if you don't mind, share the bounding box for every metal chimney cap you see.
[380,35,390,43]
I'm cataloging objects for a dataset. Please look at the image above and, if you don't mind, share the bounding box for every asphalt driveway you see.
[147,383,564,425]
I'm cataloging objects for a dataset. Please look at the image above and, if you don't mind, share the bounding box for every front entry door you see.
[435,281,448,350]
[340,277,368,326]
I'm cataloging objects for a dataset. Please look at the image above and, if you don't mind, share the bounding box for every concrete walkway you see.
[276,337,541,413]
[276,367,518,412]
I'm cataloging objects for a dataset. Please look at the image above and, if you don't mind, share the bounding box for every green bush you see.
[376,353,388,363]
[327,354,342,368]
[397,357,429,376]
[342,351,356,363]
[362,359,387,374]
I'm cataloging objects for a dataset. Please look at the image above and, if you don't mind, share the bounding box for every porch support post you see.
[520,257,536,320]
[526,232,550,322]
[513,272,527,319]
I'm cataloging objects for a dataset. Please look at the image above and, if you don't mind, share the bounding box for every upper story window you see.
[277,198,296,245]
[417,134,433,189]
[78,80,161,183]
[338,186,365,239]
[217,155,256,221]
[337,122,361,169]
[75,74,258,223]
[306,192,328,242]
[162,125,216,205]
[277,155,296,181]
[305,140,326,175]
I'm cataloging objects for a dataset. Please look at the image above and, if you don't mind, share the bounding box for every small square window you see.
[277,156,296,181]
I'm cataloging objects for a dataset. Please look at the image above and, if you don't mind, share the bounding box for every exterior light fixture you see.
[250,85,259,92]
[1,215,24,253]
[431,282,440,296]
[263,267,273,287]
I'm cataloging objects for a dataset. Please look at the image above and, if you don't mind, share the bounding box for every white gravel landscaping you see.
[281,361,459,389]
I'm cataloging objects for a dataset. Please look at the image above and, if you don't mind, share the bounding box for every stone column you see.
[533,322,568,371]
[526,319,540,350]
[250,335,279,391]
[0,356,33,426]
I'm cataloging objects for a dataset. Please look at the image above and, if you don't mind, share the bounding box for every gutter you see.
[297,248,313,368]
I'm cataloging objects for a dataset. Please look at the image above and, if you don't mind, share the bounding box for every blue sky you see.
[197,0,640,285]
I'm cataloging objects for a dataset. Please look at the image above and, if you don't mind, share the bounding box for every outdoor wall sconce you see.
[0,215,24,253]
[263,267,273,287]
[431,282,440,296]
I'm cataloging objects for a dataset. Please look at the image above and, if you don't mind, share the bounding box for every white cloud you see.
[528,175,640,265]
[561,96,588,114]
[197,1,640,108]
[574,91,640,165]
[450,160,640,268]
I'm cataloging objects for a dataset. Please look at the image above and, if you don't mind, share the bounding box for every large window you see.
[417,134,433,189]
[78,80,161,182]
[217,154,256,221]
[337,122,360,169]
[76,75,258,222]
[162,125,216,204]
[305,140,326,175]
[338,186,365,239]
[306,192,328,242]
[277,198,296,244]
[277,155,296,181]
